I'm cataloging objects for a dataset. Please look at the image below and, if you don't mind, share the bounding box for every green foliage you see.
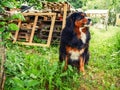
[1,1,15,8]
[5,45,81,90]
[4,26,120,90]
[9,13,25,21]
[46,0,59,2]
[8,24,19,31]
[17,0,43,10]
[81,0,120,25]
[0,1,24,43]
[68,0,86,9]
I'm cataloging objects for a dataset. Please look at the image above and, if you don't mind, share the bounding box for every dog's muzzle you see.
[84,18,92,27]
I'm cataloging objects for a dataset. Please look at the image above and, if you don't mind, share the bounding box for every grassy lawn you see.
[5,26,120,90]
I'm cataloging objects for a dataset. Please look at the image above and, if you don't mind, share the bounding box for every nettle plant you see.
[0,1,24,43]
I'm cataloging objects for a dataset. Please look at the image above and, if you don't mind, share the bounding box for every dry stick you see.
[0,36,6,90]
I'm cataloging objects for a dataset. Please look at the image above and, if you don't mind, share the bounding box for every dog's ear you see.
[65,13,78,33]
[65,12,83,27]
[66,15,75,27]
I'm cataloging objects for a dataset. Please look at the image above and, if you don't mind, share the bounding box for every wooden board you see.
[116,14,120,26]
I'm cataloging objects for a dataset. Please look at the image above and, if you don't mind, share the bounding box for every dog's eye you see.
[77,17,81,20]
[77,16,84,20]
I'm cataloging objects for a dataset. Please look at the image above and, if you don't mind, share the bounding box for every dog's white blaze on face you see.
[79,28,86,44]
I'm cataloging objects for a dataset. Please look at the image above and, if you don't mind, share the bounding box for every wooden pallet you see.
[13,12,56,47]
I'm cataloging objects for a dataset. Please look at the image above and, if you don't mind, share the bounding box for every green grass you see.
[4,26,120,90]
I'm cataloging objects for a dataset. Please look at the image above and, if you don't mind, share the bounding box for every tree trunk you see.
[0,33,6,90]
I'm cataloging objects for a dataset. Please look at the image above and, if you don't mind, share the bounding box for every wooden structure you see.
[13,2,72,46]
[41,2,71,44]
[42,2,71,28]
[13,12,56,47]
[85,10,109,30]
[116,13,120,26]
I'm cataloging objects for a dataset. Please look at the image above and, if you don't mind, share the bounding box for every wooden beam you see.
[62,3,67,29]
[13,20,21,43]
[47,13,56,46]
[22,13,56,16]
[29,15,38,43]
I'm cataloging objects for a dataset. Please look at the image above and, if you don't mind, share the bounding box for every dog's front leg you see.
[64,55,68,70]
[79,56,85,72]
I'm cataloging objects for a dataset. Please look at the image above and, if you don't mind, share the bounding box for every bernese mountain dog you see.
[59,12,91,72]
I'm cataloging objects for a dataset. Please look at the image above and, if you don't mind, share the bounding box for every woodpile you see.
[13,2,73,47]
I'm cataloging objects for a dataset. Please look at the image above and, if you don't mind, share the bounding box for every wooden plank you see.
[29,15,38,43]
[62,3,67,29]
[46,13,56,46]
[17,42,49,47]
[13,20,21,43]
[22,13,56,16]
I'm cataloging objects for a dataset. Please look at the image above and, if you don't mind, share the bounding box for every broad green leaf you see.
[60,72,67,77]
[8,23,19,31]
[11,87,24,90]
[13,77,24,88]
[0,22,6,26]
[0,7,5,13]
[10,13,25,21]
[2,1,15,8]
[3,32,11,39]
[25,80,39,87]
[0,27,5,32]
[68,65,73,72]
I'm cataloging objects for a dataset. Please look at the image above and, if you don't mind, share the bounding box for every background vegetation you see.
[0,0,120,90]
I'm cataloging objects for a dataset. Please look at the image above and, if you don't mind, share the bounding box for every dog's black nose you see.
[87,18,92,25]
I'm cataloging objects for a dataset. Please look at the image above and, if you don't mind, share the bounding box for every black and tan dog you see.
[59,12,91,72]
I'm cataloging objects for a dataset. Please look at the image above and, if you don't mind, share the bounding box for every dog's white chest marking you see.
[69,51,80,60]
[79,28,86,44]
[69,49,84,60]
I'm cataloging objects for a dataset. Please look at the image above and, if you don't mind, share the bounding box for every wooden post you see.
[29,15,38,43]
[62,3,67,29]
[47,13,56,46]
[13,20,21,43]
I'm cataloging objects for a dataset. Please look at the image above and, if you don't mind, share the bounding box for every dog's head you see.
[66,12,91,30]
